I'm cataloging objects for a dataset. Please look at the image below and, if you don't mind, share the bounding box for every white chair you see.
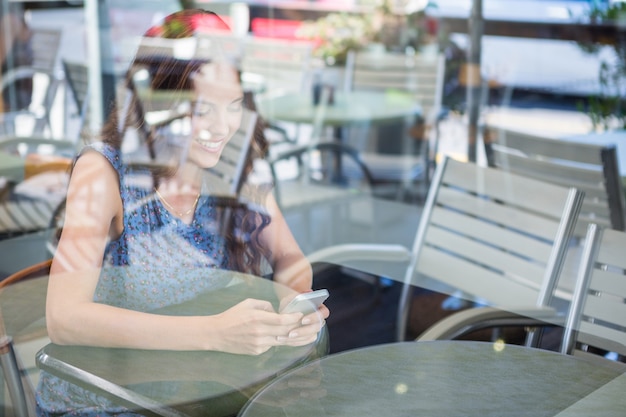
[346,50,446,200]
[61,59,90,144]
[562,224,626,363]
[350,50,445,126]
[492,128,626,239]
[240,36,316,148]
[240,36,314,98]
[308,156,584,341]
[454,223,626,364]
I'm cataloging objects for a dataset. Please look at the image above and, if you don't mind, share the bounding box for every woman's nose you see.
[197,108,229,136]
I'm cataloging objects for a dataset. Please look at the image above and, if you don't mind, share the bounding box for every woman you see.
[37,9,328,415]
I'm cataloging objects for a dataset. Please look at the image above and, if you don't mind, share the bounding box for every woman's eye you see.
[228,102,243,113]
[193,102,212,117]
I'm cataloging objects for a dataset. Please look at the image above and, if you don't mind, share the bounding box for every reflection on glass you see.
[0,2,32,110]
[36,9,328,416]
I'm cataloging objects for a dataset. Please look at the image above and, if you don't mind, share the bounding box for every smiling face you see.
[188,61,244,169]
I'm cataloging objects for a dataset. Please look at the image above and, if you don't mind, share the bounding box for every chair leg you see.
[0,337,36,417]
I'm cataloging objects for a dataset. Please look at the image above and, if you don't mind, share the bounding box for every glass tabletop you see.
[256,90,421,126]
[36,270,329,417]
[238,340,626,417]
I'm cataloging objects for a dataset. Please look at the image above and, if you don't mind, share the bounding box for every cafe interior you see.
[1,0,626,416]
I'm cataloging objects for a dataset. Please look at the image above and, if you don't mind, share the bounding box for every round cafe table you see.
[255,90,421,127]
[36,269,329,417]
[255,90,421,186]
[238,340,626,417]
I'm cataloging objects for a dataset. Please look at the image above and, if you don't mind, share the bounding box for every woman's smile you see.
[195,130,224,152]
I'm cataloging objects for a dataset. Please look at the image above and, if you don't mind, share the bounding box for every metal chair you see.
[240,36,315,147]
[240,36,314,99]
[0,139,71,241]
[0,65,76,239]
[269,141,375,209]
[492,128,626,239]
[0,258,51,417]
[421,130,626,343]
[61,59,90,144]
[430,223,626,364]
[308,156,584,341]
[0,60,83,239]
[349,50,446,128]
[562,224,626,363]
[267,87,375,210]
[1,28,63,137]
[344,50,447,200]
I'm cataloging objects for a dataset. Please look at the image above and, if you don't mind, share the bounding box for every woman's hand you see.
[283,303,328,345]
[210,298,309,355]
[276,293,329,347]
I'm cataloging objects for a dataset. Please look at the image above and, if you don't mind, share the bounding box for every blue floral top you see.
[36,142,239,416]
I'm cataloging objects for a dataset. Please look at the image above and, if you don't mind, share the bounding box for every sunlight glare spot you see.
[493,339,506,352]
[395,383,408,395]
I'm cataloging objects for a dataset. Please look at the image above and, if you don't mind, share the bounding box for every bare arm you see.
[46,152,308,354]
[259,192,312,293]
[259,193,330,327]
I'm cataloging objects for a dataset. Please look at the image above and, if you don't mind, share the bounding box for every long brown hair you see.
[101,9,273,276]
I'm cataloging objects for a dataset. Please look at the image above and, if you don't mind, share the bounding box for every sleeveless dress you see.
[36,143,240,416]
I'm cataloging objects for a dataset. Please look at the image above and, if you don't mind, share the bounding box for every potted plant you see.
[575,2,626,131]
[295,11,378,66]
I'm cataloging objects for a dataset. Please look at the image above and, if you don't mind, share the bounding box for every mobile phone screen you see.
[281,289,329,314]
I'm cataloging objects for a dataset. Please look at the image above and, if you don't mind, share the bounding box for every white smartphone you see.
[280,289,329,315]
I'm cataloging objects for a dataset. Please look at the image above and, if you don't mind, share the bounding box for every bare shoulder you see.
[65,149,122,231]
[71,149,119,189]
